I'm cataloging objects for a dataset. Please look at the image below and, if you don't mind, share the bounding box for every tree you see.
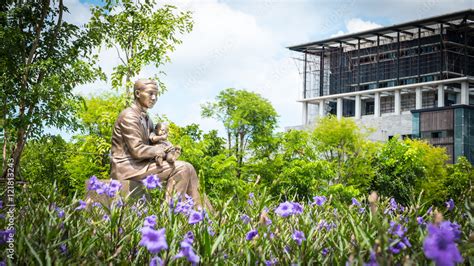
[89,0,193,96]
[1,0,103,178]
[201,88,278,176]
[311,116,377,186]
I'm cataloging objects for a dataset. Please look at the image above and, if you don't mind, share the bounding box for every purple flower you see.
[322,248,329,257]
[246,229,258,241]
[188,210,204,225]
[417,217,424,225]
[96,182,108,195]
[265,258,278,265]
[275,201,303,217]
[389,238,411,254]
[139,227,168,254]
[312,196,327,206]
[0,200,3,208]
[59,243,67,254]
[144,215,157,228]
[388,221,411,254]
[384,198,399,215]
[426,206,433,215]
[174,197,194,215]
[87,175,102,191]
[275,201,294,217]
[249,192,255,199]
[292,230,306,245]
[150,256,163,266]
[240,214,251,224]
[0,229,14,245]
[364,250,378,266]
[56,207,65,218]
[292,202,304,215]
[107,180,122,197]
[75,200,87,210]
[423,222,463,266]
[92,202,102,208]
[207,226,215,236]
[142,175,162,190]
[175,239,200,265]
[184,231,194,244]
[115,198,124,208]
[389,221,407,238]
[351,198,361,207]
[103,214,110,221]
[359,207,366,214]
[445,199,455,211]
[440,221,461,241]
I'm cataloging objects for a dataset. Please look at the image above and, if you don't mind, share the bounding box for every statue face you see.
[135,86,158,109]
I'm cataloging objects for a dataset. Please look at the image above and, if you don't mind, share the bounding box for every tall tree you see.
[89,0,193,96]
[0,0,103,178]
[201,88,278,176]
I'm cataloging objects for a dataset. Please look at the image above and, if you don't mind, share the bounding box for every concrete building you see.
[288,9,474,163]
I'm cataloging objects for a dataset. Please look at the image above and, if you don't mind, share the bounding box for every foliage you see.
[201,88,278,175]
[89,0,193,95]
[1,0,104,176]
[326,184,361,203]
[370,137,451,206]
[20,135,71,195]
[166,122,249,199]
[75,93,127,137]
[3,182,473,265]
[311,116,377,186]
[423,156,473,206]
[64,93,126,193]
[371,137,425,205]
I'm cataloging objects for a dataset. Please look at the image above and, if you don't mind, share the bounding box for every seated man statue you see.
[110,79,201,207]
[151,122,181,167]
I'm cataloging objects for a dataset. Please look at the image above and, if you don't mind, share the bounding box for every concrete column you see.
[461,81,469,105]
[415,87,422,109]
[319,100,325,117]
[302,102,308,125]
[337,98,343,119]
[394,89,401,115]
[437,84,444,107]
[374,92,380,117]
[355,94,361,119]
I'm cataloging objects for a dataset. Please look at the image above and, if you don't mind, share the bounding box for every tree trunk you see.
[239,132,245,170]
[235,133,240,178]
[1,128,26,180]
[227,131,231,156]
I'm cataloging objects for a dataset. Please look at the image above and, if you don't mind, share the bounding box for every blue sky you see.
[57,0,473,139]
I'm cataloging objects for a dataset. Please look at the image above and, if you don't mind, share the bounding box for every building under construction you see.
[289,9,474,163]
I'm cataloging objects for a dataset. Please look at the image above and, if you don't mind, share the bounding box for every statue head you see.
[134,79,158,110]
[155,122,169,135]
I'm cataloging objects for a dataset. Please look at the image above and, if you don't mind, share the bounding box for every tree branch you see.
[23,0,50,87]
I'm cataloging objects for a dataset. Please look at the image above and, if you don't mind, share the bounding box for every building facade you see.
[288,9,474,163]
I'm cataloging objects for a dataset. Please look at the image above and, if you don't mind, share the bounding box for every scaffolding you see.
[290,9,474,119]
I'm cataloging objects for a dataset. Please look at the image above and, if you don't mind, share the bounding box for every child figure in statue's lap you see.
[150,122,181,167]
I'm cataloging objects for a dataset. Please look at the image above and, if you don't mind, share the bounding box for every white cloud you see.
[346,18,382,33]
[331,18,382,37]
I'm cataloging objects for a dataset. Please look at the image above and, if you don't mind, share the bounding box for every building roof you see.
[288,9,474,53]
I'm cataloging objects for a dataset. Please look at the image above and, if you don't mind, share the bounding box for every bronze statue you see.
[151,122,181,167]
[110,79,201,207]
